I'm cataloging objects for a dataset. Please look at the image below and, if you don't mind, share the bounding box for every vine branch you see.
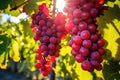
[10,0,30,11]
[52,0,56,17]
[112,22,120,35]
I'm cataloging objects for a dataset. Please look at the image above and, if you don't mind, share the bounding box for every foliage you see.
[0,0,120,80]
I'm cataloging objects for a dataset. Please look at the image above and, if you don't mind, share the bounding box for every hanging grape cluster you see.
[30,0,106,76]
[64,0,106,72]
[30,4,67,76]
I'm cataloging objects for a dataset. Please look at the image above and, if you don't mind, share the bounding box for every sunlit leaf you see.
[20,20,34,37]
[0,52,6,64]
[23,0,38,15]
[97,5,120,59]
[12,39,20,62]
[0,34,11,54]
[4,6,20,16]
[0,63,7,69]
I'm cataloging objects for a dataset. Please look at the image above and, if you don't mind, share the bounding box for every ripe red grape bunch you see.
[30,3,67,76]
[64,0,106,72]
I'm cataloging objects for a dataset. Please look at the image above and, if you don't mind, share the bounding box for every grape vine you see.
[30,0,107,76]
[30,3,67,76]
[64,0,106,72]
[1,0,120,80]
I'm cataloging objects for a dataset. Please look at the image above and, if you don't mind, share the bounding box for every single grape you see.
[79,47,89,57]
[88,24,97,33]
[72,35,82,45]
[81,11,90,20]
[78,21,88,31]
[35,62,41,68]
[73,9,82,18]
[75,54,85,63]
[81,60,91,71]
[82,40,92,48]
[80,30,90,40]
[91,51,100,60]
[98,47,106,55]
[71,49,79,57]
[72,43,80,51]
[97,38,105,47]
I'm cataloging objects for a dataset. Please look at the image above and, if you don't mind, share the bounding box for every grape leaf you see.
[23,0,38,15]
[0,15,2,21]
[114,0,120,8]
[0,0,12,10]
[10,0,25,9]
[20,20,34,37]
[106,0,120,8]
[0,52,6,64]
[97,5,120,60]
[97,2,120,80]
[4,6,21,17]
[106,0,115,7]
[103,59,120,80]
[11,39,20,62]
[0,34,11,54]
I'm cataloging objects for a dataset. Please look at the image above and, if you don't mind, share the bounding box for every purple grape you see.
[50,37,57,44]
[73,9,82,18]
[81,60,91,71]
[80,30,90,40]
[91,51,100,60]
[78,21,87,31]
[75,54,85,63]
[72,35,82,45]
[62,0,106,72]
[72,43,80,51]
[79,47,89,57]
[82,40,92,48]
[48,43,55,50]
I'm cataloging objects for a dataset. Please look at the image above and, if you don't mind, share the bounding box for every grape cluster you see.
[64,0,106,72]
[30,3,66,76]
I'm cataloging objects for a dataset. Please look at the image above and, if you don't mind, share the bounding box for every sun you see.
[56,0,65,13]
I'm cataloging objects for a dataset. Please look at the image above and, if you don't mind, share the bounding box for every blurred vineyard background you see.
[0,0,120,80]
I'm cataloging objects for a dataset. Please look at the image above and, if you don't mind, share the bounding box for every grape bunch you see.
[64,0,106,72]
[30,3,67,76]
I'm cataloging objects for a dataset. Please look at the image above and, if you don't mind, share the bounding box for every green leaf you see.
[0,52,6,64]
[106,0,115,8]
[11,39,20,62]
[20,20,34,37]
[97,5,120,60]
[103,59,120,80]
[4,6,20,16]
[115,0,120,8]
[106,0,120,8]
[23,0,38,15]
[0,34,11,54]
[69,56,75,65]
[0,15,2,21]
[10,0,25,9]
[36,0,52,6]
[0,0,12,10]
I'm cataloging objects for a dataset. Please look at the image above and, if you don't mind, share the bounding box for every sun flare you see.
[56,0,65,13]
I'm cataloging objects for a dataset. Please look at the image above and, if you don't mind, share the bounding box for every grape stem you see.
[52,0,56,17]
[10,0,30,11]
[49,0,56,80]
